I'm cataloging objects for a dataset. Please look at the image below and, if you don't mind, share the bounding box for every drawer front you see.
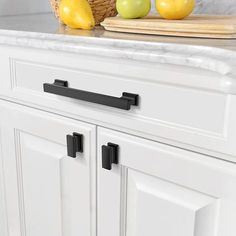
[0,46,236,159]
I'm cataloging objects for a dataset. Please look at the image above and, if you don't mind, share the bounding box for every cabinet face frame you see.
[97,127,236,236]
[0,101,96,236]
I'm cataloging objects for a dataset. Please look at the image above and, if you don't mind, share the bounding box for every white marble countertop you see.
[0,13,236,94]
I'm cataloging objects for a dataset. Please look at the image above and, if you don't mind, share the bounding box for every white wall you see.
[0,0,51,16]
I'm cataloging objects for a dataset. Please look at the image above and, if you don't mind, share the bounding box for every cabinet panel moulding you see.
[14,130,27,236]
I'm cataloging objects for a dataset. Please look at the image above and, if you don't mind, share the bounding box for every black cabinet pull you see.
[67,132,83,158]
[102,143,119,170]
[43,79,139,110]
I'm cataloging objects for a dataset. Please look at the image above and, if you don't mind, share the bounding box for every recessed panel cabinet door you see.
[98,127,236,236]
[0,101,96,236]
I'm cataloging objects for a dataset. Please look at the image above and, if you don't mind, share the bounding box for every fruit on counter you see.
[59,0,95,29]
[116,0,151,19]
[156,0,195,20]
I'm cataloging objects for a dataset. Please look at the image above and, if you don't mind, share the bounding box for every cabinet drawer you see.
[0,46,236,159]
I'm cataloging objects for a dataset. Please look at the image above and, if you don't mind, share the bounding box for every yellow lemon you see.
[59,0,95,29]
[156,0,195,20]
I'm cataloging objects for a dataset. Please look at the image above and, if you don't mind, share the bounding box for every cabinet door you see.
[98,127,236,236]
[0,101,96,236]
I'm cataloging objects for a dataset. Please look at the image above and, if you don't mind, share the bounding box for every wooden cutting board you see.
[101,15,236,39]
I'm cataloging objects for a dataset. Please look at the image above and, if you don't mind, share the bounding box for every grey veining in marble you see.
[0,13,236,94]
[151,0,236,15]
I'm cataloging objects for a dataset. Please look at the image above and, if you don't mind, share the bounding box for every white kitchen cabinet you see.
[98,127,236,236]
[0,21,236,236]
[0,101,96,236]
[2,102,236,236]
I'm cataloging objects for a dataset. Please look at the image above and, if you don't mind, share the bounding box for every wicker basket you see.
[50,0,117,25]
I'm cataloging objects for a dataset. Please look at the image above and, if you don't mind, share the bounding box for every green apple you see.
[116,0,151,19]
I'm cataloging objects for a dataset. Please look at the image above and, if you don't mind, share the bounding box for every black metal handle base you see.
[43,80,139,110]
[102,143,119,170]
[67,132,83,158]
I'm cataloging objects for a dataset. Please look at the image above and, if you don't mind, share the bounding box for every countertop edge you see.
[0,29,236,94]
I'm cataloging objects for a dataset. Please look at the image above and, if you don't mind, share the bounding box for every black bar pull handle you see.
[67,132,83,158]
[43,80,139,110]
[102,143,119,170]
